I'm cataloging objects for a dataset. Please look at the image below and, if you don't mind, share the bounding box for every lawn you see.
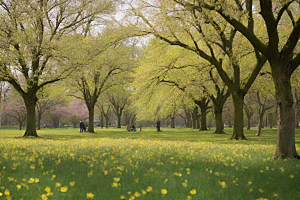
[0,127,299,200]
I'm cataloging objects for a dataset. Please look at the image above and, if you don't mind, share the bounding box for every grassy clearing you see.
[0,127,299,200]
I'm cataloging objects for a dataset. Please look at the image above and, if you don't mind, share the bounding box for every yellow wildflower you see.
[190,189,196,195]
[146,186,152,192]
[44,187,51,193]
[87,193,94,199]
[60,186,68,192]
[70,181,75,186]
[41,194,48,200]
[161,189,167,195]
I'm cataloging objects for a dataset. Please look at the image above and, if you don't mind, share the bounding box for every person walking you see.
[80,121,85,133]
[156,118,161,132]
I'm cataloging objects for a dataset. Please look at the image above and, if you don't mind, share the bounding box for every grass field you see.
[0,127,299,200]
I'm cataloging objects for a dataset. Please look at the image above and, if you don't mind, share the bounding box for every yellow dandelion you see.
[134,178,139,183]
[56,182,61,187]
[46,192,53,196]
[41,194,48,200]
[273,193,278,197]
[146,186,152,192]
[134,192,141,197]
[16,185,21,190]
[129,196,135,200]
[161,189,167,195]
[113,178,120,182]
[103,170,108,175]
[141,190,146,195]
[248,181,252,185]
[190,189,196,195]
[44,187,51,193]
[290,174,295,178]
[0,193,2,196]
[112,182,119,187]
[4,189,10,196]
[70,181,75,186]
[219,181,226,188]
[30,165,35,170]
[87,193,94,199]
[249,188,253,192]
[120,195,125,199]
[35,178,39,183]
[259,189,264,193]
[182,182,187,187]
[60,186,68,192]
[187,196,192,200]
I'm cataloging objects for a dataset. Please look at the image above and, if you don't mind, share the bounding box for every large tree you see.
[128,0,266,140]
[192,0,300,158]
[0,0,116,137]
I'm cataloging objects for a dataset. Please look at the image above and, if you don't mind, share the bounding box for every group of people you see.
[79,121,86,133]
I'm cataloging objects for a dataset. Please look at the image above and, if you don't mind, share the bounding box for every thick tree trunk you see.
[88,109,94,133]
[230,94,247,140]
[245,112,252,130]
[273,72,299,159]
[200,109,208,131]
[117,113,121,128]
[170,117,175,128]
[214,109,225,134]
[53,117,59,128]
[23,99,38,137]
[186,114,191,128]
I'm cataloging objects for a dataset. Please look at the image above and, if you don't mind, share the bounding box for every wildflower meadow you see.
[0,127,299,200]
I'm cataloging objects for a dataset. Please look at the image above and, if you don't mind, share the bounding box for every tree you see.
[256,91,274,136]
[0,0,116,137]
[36,84,69,129]
[3,97,26,130]
[193,0,300,159]
[108,87,130,128]
[65,99,88,128]
[127,0,266,140]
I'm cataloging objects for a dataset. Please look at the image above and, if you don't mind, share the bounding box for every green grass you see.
[0,127,299,200]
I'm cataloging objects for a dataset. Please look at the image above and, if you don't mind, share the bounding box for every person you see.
[131,124,136,131]
[79,121,85,133]
[156,118,161,132]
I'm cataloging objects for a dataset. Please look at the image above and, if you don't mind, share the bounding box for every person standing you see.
[156,118,161,132]
[80,121,85,133]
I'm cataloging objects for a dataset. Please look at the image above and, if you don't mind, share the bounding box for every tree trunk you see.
[200,109,208,131]
[214,109,225,134]
[273,72,299,159]
[170,117,175,128]
[23,99,38,137]
[256,111,265,136]
[186,113,191,128]
[117,113,122,128]
[19,121,22,130]
[192,106,198,129]
[245,111,252,130]
[230,94,246,140]
[105,115,109,128]
[88,109,94,133]
[100,112,104,129]
[52,117,60,128]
